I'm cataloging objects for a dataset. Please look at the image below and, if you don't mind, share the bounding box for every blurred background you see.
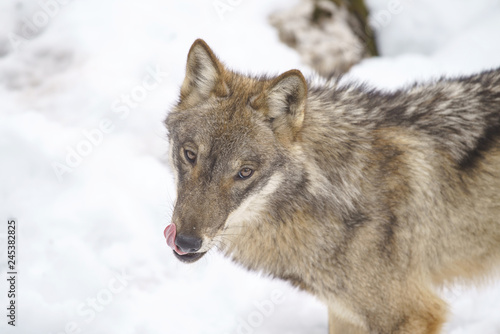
[1,0,500,333]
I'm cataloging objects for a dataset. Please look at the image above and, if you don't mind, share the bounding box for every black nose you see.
[175,234,202,253]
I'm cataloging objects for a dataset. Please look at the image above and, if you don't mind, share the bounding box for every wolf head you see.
[165,39,308,263]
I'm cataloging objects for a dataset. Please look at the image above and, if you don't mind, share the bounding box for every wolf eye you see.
[184,149,196,164]
[237,168,253,180]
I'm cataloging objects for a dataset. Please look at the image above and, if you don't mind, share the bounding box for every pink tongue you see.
[164,224,187,255]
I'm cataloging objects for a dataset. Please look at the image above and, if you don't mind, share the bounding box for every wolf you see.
[164,39,500,334]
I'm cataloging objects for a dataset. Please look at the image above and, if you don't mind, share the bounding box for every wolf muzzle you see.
[164,223,206,263]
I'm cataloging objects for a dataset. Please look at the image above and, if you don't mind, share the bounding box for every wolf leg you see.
[364,286,447,334]
[392,290,447,334]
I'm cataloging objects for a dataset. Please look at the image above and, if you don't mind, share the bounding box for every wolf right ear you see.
[180,39,229,105]
[258,69,307,142]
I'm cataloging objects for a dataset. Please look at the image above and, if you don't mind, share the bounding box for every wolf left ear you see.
[180,39,229,105]
[262,69,307,141]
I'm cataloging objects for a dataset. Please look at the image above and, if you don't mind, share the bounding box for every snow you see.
[1,0,499,333]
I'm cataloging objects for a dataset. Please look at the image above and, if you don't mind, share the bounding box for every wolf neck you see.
[224,190,351,295]
[224,141,366,295]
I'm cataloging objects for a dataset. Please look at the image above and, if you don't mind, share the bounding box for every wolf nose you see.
[175,234,202,253]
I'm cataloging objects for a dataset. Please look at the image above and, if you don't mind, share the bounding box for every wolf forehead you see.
[166,95,265,136]
[165,101,276,154]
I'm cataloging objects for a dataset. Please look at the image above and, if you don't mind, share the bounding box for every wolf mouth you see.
[173,251,207,263]
[164,224,207,263]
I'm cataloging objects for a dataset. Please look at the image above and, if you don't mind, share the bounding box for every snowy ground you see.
[0,0,500,333]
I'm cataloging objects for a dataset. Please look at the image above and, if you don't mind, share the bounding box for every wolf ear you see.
[180,39,229,105]
[260,69,307,141]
